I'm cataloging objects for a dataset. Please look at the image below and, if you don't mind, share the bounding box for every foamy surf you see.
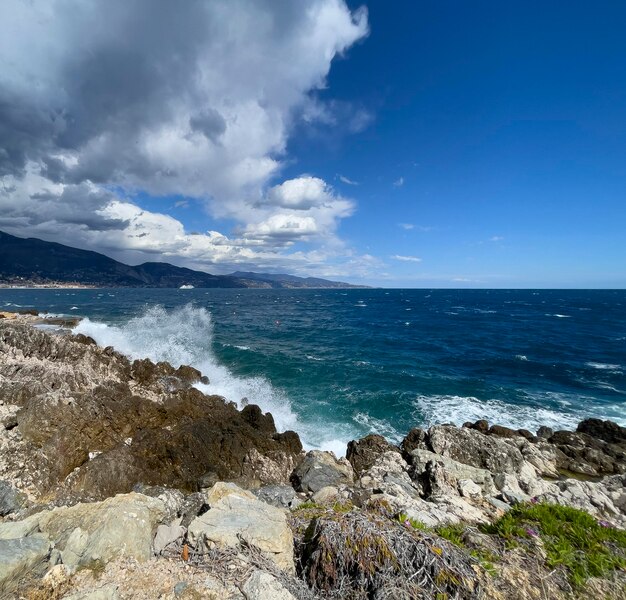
[72,304,352,455]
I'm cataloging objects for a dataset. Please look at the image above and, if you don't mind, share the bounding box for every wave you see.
[586,362,622,373]
[73,304,349,453]
[413,394,582,432]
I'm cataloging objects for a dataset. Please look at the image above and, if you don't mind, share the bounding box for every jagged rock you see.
[400,427,428,455]
[0,479,27,516]
[290,450,353,494]
[346,433,401,476]
[178,492,209,528]
[577,418,626,445]
[241,570,297,600]
[188,486,294,572]
[536,426,554,439]
[0,534,51,595]
[488,424,522,438]
[0,320,303,502]
[254,485,300,509]
[132,484,185,523]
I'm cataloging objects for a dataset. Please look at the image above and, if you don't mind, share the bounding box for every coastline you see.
[0,310,625,598]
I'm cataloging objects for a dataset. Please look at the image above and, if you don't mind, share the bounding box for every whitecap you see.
[515,355,528,361]
[586,362,622,372]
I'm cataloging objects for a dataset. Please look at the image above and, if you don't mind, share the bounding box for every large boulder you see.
[577,418,626,445]
[16,493,166,569]
[188,485,294,572]
[0,534,51,595]
[290,450,353,494]
[0,480,27,516]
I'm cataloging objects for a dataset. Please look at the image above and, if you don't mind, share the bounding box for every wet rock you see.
[188,488,294,572]
[0,534,51,595]
[290,450,353,494]
[536,426,554,439]
[346,433,401,476]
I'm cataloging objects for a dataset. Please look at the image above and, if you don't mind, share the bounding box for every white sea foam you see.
[353,412,403,444]
[546,313,571,318]
[413,394,582,432]
[73,305,349,454]
[515,355,528,361]
[586,362,622,373]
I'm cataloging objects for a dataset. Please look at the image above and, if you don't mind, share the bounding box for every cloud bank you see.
[0,0,370,275]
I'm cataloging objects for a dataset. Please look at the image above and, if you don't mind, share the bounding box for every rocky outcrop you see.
[0,320,303,503]
[290,450,353,494]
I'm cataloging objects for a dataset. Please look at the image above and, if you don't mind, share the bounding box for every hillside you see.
[0,230,362,288]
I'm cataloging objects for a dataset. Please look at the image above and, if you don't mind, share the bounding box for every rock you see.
[0,480,27,516]
[458,479,482,498]
[178,492,209,528]
[62,584,120,600]
[536,426,554,439]
[0,516,40,540]
[290,450,353,494]
[346,434,401,476]
[410,448,496,496]
[30,492,166,569]
[132,484,185,523]
[549,429,625,476]
[153,519,186,555]
[577,418,626,445]
[241,570,297,600]
[254,485,299,509]
[188,489,294,572]
[204,481,256,506]
[312,486,340,504]
[400,427,428,455]
[488,424,521,438]
[0,321,303,502]
[0,534,51,595]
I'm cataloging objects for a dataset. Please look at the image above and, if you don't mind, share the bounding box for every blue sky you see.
[1,1,625,287]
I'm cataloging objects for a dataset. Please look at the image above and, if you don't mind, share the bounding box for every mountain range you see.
[0,230,364,289]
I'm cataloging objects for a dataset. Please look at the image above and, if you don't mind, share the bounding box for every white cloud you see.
[338,175,359,185]
[0,0,370,274]
[391,254,422,263]
[393,177,405,187]
[489,236,504,242]
[398,223,414,230]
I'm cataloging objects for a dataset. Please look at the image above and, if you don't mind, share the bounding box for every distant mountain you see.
[0,231,364,289]
[230,271,366,289]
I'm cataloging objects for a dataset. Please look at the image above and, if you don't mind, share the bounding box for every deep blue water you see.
[1,288,624,453]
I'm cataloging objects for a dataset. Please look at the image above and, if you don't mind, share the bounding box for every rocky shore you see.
[1,313,625,599]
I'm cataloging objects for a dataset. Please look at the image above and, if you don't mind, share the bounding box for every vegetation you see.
[483,502,626,587]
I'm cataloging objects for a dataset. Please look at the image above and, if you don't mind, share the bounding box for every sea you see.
[1,288,624,455]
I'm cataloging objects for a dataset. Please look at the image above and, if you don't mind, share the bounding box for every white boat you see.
[179,284,194,289]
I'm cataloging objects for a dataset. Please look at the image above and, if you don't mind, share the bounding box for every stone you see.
[0,515,39,540]
[577,418,626,445]
[0,534,51,595]
[346,434,401,476]
[204,481,256,506]
[188,492,294,572]
[488,424,521,438]
[254,485,299,509]
[241,570,297,600]
[32,492,166,569]
[312,486,340,504]
[153,518,186,555]
[290,450,353,494]
[0,479,27,516]
[62,584,120,600]
[536,426,554,439]
[132,485,185,523]
[400,427,428,455]
[458,479,482,498]
[178,492,209,528]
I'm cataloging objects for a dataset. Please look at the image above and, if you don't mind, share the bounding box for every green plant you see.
[396,512,428,531]
[482,502,626,587]
[436,523,466,547]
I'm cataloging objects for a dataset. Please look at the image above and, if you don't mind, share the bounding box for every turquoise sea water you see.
[1,288,624,454]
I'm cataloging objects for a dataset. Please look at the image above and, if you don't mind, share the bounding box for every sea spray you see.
[73,304,352,454]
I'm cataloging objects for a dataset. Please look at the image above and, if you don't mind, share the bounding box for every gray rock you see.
[153,519,186,555]
[179,492,209,528]
[536,426,554,439]
[255,485,299,509]
[0,534,51,595]
[31,492,165,569]
[0,480,27,516]
[242,569,297,600]
[291,450,353,494]
[188,486,294,572]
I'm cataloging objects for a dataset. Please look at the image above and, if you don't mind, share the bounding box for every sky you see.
[1,0,625,287]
